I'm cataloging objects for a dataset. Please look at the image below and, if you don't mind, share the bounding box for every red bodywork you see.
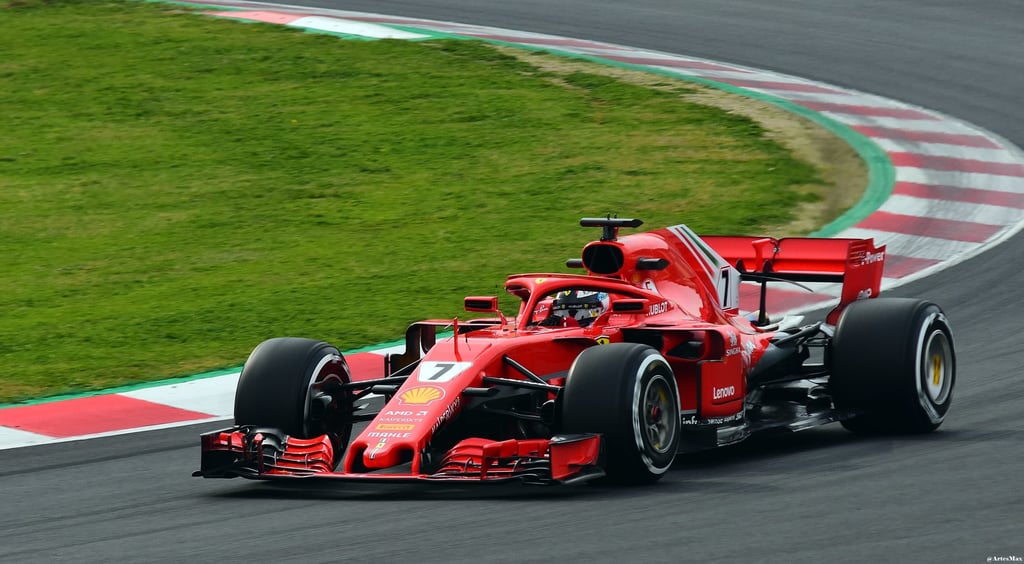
[196,220,884,485]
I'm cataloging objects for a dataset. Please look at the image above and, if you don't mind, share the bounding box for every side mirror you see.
[611,299,646,313]
[464,296,499,313]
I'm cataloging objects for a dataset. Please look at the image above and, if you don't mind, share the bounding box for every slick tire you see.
[234,337,353,465]
[830,298,955,434]
[561,343,680,485]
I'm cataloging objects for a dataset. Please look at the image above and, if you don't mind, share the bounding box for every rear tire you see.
[830,298,955,434]
[561,343,680,484]
[234,337,353,466]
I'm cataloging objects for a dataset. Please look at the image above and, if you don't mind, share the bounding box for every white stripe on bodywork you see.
[667,224,739,309]
[668,224,720,281]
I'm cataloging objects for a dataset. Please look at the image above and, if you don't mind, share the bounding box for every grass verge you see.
[0,0,855,402]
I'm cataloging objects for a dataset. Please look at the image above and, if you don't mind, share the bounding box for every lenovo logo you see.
[712,386,736,400]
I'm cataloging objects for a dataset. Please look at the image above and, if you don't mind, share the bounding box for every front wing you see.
[194,427,604,486]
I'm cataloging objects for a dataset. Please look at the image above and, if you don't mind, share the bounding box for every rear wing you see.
[702,236,886,324]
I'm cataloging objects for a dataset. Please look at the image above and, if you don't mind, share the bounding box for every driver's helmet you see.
[551,290,609,326]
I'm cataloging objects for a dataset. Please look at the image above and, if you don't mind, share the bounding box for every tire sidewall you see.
[234,337,352,443]
[562,343,680,482]
[299,346,351,438]
[909,309,955,425]
[629,359,679,476]
[831,299,955,433]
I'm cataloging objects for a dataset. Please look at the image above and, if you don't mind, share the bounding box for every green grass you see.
[0,0,828,403]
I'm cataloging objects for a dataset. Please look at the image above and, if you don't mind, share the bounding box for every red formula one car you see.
[195,218,955,485]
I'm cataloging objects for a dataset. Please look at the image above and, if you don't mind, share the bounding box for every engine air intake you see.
[582,243,625,275]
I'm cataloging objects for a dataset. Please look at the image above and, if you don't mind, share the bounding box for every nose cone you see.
[362,430,416,469]
[352,384,457,471]
[347,344,487,473]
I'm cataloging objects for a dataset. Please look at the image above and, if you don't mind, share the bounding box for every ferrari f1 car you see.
[195,218,955,485]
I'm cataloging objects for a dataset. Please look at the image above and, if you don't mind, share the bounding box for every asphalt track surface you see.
[3,2,1022,563]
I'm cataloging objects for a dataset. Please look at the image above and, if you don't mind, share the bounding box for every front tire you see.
[561,343,680,484]
[830,298,955,434]
[234,337,353,466]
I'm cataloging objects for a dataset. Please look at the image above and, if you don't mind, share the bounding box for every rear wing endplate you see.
[702,236,886,324]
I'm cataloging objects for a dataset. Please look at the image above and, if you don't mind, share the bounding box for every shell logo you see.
[398,385,445,405]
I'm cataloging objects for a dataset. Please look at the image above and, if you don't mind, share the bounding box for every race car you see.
[195,217,955,485]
